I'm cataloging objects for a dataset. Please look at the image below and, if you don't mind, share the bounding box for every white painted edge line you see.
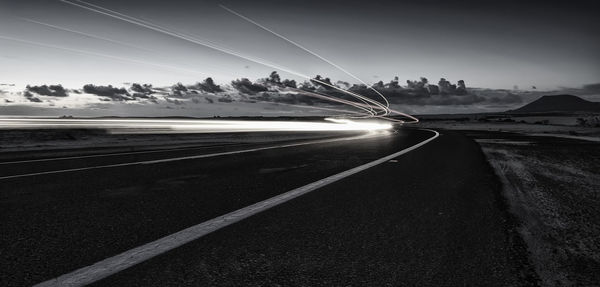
[0,135,344,165]
[33,129,439,287]
[0,133,379,180]
[0,144,232,165]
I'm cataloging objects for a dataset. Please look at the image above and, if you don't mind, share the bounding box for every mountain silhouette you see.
[509,94,600,113]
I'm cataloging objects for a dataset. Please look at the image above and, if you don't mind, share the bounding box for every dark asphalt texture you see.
[0,132,356,178]
[93,129,538,286]
[0,129,538,286]
[1,129,439,286]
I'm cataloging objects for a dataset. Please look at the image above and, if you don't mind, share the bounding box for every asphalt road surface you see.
[1,128,537,286]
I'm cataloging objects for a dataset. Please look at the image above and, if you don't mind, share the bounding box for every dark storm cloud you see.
[83,84,132,101]
[26,84,68,97]
[231,78,268,94]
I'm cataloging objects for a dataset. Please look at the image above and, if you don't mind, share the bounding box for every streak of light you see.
[0,118,393,133]
[20,18,154,52]
[61,0,384,118]
[60,0,310,79]
[220,4,390,108]
[0,35,206,77]
[288,89,378,117]
[60,0,418,123]
[220,4,420,123]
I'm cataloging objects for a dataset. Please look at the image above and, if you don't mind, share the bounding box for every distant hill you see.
[509,94,600,113]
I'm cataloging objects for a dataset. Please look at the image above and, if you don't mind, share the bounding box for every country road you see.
[1,128,536,286]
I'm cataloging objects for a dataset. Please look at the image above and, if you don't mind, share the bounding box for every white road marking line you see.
[0,133,380,180]
[33,129,438,287]
[0,143,241,165]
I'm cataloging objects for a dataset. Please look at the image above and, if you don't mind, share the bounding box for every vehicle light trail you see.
[0,118,393,134]
[59,0,418,123]
[219,4,420,124]
[0,36,207,77]
[63,0,387,117]
[219,5,390,108]
[20,18,154,52]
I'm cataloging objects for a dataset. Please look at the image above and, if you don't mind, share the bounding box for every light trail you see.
[220,4,390,109]
[60,0,390,119]
[288,89,377,117]
[0,118,392,134]
[219,4,420,123]
[58,0,418,123]
[60,0,312,79]
[0,36,207,77]
[20,18,154,52]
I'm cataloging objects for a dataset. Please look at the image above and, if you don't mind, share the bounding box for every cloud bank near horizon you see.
[2,71,599,117]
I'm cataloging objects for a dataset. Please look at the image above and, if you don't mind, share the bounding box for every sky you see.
[0,0,599,115]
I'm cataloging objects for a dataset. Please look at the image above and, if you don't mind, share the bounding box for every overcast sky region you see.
[0,0,599,116]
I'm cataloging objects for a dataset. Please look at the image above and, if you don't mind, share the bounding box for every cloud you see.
[340,78,504,106]
[218,95,233,103]
[83,84,132,101]
[231,78,268,94]
[246,91,316,106]
[127,83,159,103]
[379,90,487,106]
[130,83,154,94]
[23,91,43,102]
[189,77,223,93]
[169,82,190,98]
[13,75,531,114]
[310,75,334,90]
[165,97,184,105]
[26,84,68,97]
